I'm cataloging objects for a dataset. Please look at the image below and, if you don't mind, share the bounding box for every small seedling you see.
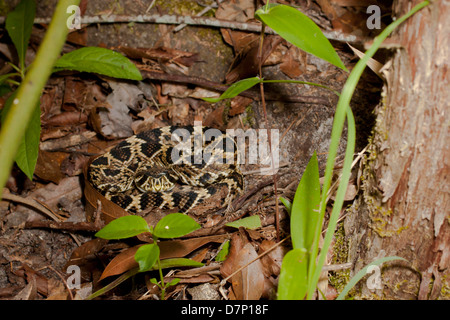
[94,213,202,300]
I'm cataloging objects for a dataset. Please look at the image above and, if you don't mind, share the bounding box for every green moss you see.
[157,0,205,15]
[359,96,409,238]
[0,0,9,16]
[242,104,255,126]
[329,222,350,295]
[439,275,450,300]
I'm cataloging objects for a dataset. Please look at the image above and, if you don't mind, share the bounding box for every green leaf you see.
[95,215,151,240]
[280,197,292,215]
[215,240,230,262]
[277,248,308,300]
[135,243,160,272]
[225,215,261,230]
[255,4,347,71]
[290,151,321,251]
[167,278,181,287]
[159,258,204,269]
[0,73,16,86]
[54,47,143,80]
[202,77,261,102]
[336,256,407,300]
[1,94,41,180]
[5,0,36,70]
[15,101,40,180]
[153,213,201,239]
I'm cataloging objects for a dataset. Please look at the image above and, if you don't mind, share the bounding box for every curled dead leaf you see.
[83,157,129,224]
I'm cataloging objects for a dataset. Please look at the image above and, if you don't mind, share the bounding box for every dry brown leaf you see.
[229,96,252,116]
[34,149,66,183]
[225,35,281,84]
[66,238,108,268]
[220,231,265,300]
[83,157,129,223]
[215,0,255,22]
[42,111,88,126]
[159,234,229,260]
[279,45,307,79]
[99,245,142,281]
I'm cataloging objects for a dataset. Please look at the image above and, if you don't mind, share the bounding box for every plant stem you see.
[0,0,80,199]
[306,0,430,299]
[157,255,166,300]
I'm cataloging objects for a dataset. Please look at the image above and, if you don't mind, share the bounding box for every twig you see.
[24,220,102,232]
[0,14,367,44]
[173,0,224,33]
[2,190,64,222]
[141,71,330,105]
[257,24,281,242]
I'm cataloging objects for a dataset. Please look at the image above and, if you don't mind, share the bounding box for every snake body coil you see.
[88,126,244,214]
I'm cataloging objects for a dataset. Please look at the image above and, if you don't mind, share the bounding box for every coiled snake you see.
[88,126,244,214]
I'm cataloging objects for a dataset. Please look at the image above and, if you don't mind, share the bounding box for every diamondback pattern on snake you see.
[88,126,244,214]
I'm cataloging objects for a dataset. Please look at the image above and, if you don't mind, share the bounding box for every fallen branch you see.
[0,14,367,44]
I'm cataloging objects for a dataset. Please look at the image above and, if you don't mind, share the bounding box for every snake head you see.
[134,169,175,193]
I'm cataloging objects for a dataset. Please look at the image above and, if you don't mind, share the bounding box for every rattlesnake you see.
[88,126,244,214]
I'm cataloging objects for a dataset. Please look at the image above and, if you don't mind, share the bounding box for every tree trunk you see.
[344,0,449,299]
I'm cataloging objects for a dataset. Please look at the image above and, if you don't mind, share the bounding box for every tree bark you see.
[344,0,449,299]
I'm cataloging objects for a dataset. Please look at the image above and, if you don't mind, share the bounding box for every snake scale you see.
[88,126,244,214]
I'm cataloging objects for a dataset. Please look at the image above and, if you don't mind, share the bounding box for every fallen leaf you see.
[279,45,307,78]
[83,157,129,223]
[168,102,190,125]
[42,111,88,126]
[99,245,142,281]
[34,149,66,183]
[225,35,281,84]
[229,96,252,116]
[216,0,255,22]
[220,231,265,300]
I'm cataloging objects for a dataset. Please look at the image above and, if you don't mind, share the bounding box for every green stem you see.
[306,0,430,299]
[0,0,80,199]
[157,255,166,300]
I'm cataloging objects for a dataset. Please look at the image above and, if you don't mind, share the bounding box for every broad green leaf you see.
[225,215,261,230]
[153,213,201,239]
[135,243,160,272]
[290,151,321,251]
[336,256,407,300]
[54,47,143,80]
[202,77,261,102]
[95,215,150,239]
[1,94,40,180]
[5,0,36,70]
[255,4,347,71]
[277,248,308,300]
